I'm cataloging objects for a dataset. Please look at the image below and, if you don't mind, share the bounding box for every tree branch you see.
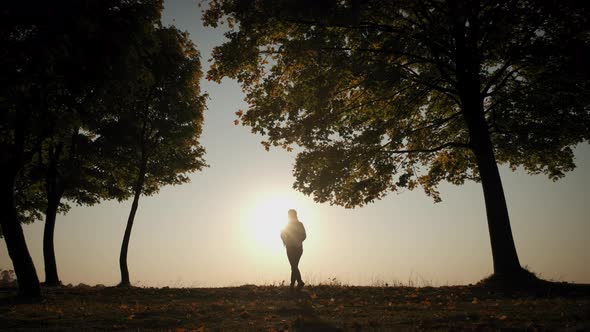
[397,64,461,105]
[408,111,462,134]
[382,141,471,154]
[335,82,418,116]
[481,60,512,96]
[283,18,402,34]
[483,64,526,97]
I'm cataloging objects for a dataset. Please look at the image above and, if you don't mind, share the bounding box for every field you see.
[1,282,589,331]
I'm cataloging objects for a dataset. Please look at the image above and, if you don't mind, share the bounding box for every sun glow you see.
[244,192,308,251]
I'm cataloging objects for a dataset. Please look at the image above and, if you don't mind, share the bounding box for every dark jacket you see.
[281,220,306,248]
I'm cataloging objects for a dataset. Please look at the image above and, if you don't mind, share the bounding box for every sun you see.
[244,193,301,251]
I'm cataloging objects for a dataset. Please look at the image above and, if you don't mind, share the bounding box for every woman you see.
[280,209,306,291]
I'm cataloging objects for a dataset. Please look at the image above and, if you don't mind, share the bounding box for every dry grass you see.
[1,282,589,331]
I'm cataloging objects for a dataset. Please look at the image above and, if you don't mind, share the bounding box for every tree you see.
[204,0,590,281]
[1,0,163,297]
[97,27,207,287]
[1,166,46,240]
[31,126,119,286]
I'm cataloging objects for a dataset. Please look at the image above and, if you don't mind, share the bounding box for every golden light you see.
[243,192,306,251]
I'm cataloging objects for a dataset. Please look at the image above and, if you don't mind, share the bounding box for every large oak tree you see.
[204,0,590,281]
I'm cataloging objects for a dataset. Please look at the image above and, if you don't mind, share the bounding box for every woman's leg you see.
[287,247,298,288]
[293,247,304,286]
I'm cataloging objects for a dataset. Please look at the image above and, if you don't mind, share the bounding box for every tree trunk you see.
[119,160,147,287]
[0,173,41,298]
[43,194,62,286]
[450,2,524,279]
[463,96,523,277]
[471,131,523,275]
[2,90,43,297]
[43,146,64,287]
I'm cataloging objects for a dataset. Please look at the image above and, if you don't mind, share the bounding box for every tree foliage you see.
[98,26,208,199]
[2,0,164,220]
[1,0,165,296]
[97,25,208,286]
[204,0,590,207]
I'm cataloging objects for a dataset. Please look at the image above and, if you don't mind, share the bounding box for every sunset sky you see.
[1,0,589,287]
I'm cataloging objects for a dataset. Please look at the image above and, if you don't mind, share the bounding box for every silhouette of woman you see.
[280,209,306,291]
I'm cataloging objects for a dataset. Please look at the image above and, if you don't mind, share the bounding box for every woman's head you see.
[288,209,298,222]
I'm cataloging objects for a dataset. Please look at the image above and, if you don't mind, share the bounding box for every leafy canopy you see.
[204,0,590,207]
[0,0,164,237]
[96,26,208,196]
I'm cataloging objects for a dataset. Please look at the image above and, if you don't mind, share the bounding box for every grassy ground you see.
[1,283,589,331]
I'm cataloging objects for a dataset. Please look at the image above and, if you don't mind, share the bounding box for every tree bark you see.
[465,103,523,276]
[460,79,523,276]
[43,145,65,287]
[119,158,147,287]
[1,86,43,297]
[451,1,524,279]
[0,172,41,298]
[43,193,63,286]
